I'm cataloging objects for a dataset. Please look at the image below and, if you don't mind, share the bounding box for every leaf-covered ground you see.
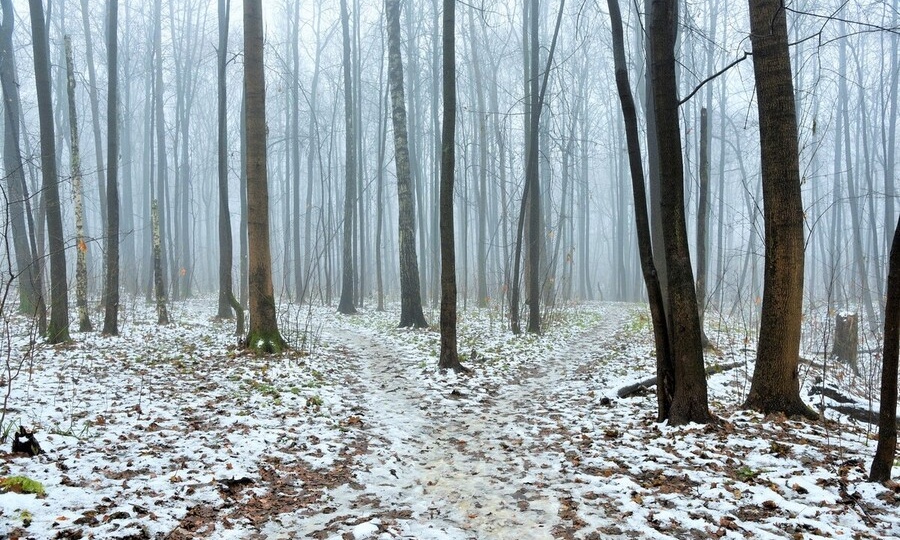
[0,299,897,539]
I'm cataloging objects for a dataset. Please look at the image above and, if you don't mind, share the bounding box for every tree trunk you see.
[216,0,234,320]
[375,52,387,313]
[607,0,674,422]
[239,92,249,308]
[833,312,859,375]
[151,200,169,325]
[510,0,565,335]
[696,107,709,333]
[244,0,285,353]
[64,35,91,333]
[29,0,69,344]
[291,0,303,303]
[0,0,44,325]
[648,0,711,424]
[337,0,357,315]
[870,214,900,481]
[438,0,463,371]
[744,0,817,419]
[78,0,107,262]
[387,0,428,328]
[102,0,119,336]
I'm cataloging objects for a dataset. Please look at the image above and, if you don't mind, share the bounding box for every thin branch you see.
[679,51,750,106]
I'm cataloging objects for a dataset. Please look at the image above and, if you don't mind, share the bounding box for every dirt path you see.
[316,305,637,539]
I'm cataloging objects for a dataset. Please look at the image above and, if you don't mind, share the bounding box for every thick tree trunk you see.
[387,0,428,328]
[870,214,900,481]
[29,0,69,344]
[244,0,285,353]
[64,36,91,333]
[744,0,817,419]
[337,0,357,315]
[607,0,674,422]
[648,0,711,424]
[438,0,463,371]
[102,0,119,335]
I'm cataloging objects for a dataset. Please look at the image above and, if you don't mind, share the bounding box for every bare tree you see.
[607,0,673,422]
[870,214,900,481]
[102,0,119,336]
[244,0,286,353]
[64,35,91,332]
[438,0,464,371]
[648,0,711,424]
[337,0,357,315]
[0,0,44,326]
[216,0,235,320]
[386,0,428,329]
[744,0,816,419]
[29,0,69,344]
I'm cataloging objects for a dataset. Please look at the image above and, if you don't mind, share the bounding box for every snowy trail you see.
[320,306,635,539]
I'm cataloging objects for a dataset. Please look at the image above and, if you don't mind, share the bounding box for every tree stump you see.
[833,312,859,375]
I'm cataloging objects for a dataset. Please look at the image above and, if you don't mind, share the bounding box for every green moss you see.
[0,476,46,496]
[246,329,288,354]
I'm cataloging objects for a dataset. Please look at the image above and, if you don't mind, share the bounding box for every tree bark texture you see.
[870,214,900,481]
[0,0,44,322]
[696,107,709,330]
[29,0,70,343]
[387,0,428,328]
[607,0,674,422]
[744,0,817,419]
[438,0,463,371]
[64,35,92,333]
[648,0,711,424]
[102,0,120,336]
[337,0,357,315]
[216,0,234,320]
[151,200,169,325]
[243,0,285,353]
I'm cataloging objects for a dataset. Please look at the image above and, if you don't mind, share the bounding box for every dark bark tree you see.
[216,0,234,320]
[244,0,286,353]
[0,0,44,325]
[607,0,673,422]
[102,0,119,336]
[438,0,464,371]
[386,0,428,329]
[648,0,711,424]
[29,0,70,344]
[870,214,900,481]
[744,0,817,419]
[337,0,357,315]
[525,0,541,334]
[64,35,91,332]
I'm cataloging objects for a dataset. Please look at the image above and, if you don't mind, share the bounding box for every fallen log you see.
[616,361,743,398]
[807,385,900,427]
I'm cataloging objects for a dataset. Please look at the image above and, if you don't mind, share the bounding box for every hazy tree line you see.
[0,0,898,473]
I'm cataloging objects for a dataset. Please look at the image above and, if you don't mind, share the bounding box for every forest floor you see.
[0,298,898,539]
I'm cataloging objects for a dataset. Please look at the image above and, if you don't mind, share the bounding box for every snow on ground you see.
[0,298,898,539]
